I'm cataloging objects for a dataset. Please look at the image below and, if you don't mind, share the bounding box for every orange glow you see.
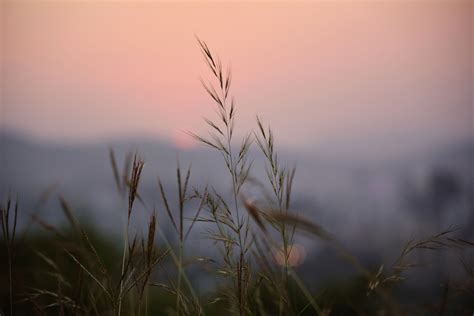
[2,2,471,150]
[274,244,307,267]
[172,130,195,150]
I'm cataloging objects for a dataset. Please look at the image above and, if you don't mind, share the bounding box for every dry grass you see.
[1,38,473,316]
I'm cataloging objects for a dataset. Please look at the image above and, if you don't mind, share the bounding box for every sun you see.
[171,130,196,150]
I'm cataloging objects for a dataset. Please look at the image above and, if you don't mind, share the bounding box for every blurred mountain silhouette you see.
[1,131,472,247]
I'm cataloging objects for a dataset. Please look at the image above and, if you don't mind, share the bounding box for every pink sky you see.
[1,1,472,152]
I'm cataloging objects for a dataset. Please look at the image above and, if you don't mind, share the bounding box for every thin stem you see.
[225,99,246,316]
[145,286,149,316]
[8,246,13,316]
[176,242,183,315]
[155,227,203,315]
[279,193,290,316]
[118,221,129,315]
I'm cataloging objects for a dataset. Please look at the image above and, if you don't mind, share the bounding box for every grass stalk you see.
[191,37,252,315]
[176,242,183,315]
[1,196,18,316]
[118,222,129,315]
[118,154,144,315]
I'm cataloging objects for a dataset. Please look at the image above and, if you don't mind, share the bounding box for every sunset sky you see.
[1,1,472,153]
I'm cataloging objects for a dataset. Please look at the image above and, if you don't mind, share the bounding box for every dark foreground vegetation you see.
[1,40,473,315]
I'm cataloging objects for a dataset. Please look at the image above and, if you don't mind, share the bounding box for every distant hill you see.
[1,131,472,247]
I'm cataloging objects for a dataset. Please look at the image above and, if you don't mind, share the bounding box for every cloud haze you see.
[2,1,472,154]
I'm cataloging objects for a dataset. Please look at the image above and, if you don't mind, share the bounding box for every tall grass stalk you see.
[118,154,144,315]
[255,116,297,315]
[190,37,253,315]
[158,162,207,315]
[1,195,18,316]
